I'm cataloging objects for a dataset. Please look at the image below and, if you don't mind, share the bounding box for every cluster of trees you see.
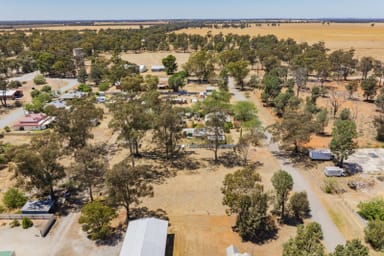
[358,198,384,251]
[222,166,310,242]
[271,102,358,165]
[4,95,164,239]
[283,222,369,256]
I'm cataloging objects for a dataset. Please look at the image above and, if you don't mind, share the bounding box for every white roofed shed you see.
[119,218,169,256]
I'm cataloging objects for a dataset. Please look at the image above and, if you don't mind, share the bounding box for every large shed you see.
[119,218,169,256]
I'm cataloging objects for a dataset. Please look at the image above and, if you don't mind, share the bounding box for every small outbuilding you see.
[119,218,169,256]
[45,100,69,110]
[21,199,55,214]
[59,91,87,100]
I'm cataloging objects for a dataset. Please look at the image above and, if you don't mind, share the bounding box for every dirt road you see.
[228,78,346,251]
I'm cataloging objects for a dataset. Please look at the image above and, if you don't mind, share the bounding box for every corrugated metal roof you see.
[119,218,168,256]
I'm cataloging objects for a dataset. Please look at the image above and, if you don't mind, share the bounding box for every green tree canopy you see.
[106,159,154,223]
[79,201,116,240]
[227,60,250,90]
[271,170,294,221]
[162,54,177,75]
[331,239,369,256]
[2,188,27,209]
[12,131,65,198]
[330,119,357,166]
[282,222,325,256]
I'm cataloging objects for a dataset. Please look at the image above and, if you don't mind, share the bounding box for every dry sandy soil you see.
[177,23,384,61]
[111,52,190,68]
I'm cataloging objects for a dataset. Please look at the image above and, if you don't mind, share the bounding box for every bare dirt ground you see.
[177,23,384,61]
[115,52,190,68]
[0,213,121,256]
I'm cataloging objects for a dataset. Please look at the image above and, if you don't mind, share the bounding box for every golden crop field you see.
[178,23,384,61]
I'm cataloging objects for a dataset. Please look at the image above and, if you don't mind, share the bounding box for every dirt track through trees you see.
[228,77,346,251]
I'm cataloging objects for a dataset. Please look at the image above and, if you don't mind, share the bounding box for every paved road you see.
[228,77,345,251]
[0,72,78,129]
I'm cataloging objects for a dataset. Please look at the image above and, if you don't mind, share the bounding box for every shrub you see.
[41,85,52,93]
[2,188,28,209]
[33,74,46,85]
[0,205,4,213]
[21,217,33,229]
[9,219,20,228]
[323,177,339,194]
[77,83,92,93]
[30,89,40,98]
[79,201,116,240]
[98,82,109,92]
[4,126,11,133]
[8,80,22,88]
[365,220,384,251]
[358,199,384,221]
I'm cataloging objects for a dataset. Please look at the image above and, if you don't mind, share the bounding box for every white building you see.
[226,245,250,256]
[119,218,169,256]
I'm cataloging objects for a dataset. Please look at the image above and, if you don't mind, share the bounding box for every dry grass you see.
[0,21,167,32]
[177,23,384,61]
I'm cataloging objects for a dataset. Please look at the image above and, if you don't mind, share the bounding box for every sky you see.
[0,0,383,20]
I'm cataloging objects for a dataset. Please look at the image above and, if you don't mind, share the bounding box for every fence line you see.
[0,214,54,220]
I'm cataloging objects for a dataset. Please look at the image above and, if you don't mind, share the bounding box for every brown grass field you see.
[0,21,168,32]
[177,23,384,61]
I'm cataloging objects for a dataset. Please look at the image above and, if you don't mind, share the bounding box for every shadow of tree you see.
[234,219,279,245]
[205,151,243,168]
[95,226,124,247]
[130,207,169,221]
[141,165,176,185]
[271,149,319,169]
[170,152,204,171]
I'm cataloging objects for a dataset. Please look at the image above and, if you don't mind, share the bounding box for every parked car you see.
[324,166,346,177]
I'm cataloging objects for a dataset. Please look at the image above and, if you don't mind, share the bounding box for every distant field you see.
[0,21,168,31]
[177,23,384,61]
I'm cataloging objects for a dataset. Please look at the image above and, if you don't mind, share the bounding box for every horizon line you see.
[0,18,384,23]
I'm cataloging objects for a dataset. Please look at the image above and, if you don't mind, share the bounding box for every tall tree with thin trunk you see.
[71,143,108,201]
[106,159,154,224]
[12,131,65,198]
[271,170,293,221]
[330,119,358,167]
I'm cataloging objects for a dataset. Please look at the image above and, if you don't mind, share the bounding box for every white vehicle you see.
[309,149,333,160]
[139,65,147,73]
[96,96,107,103]
[324,166,346,177]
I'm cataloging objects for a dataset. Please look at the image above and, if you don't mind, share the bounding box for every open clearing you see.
[177,23,384,61]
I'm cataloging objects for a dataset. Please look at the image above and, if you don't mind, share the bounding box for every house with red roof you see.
[13,113,54,131]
